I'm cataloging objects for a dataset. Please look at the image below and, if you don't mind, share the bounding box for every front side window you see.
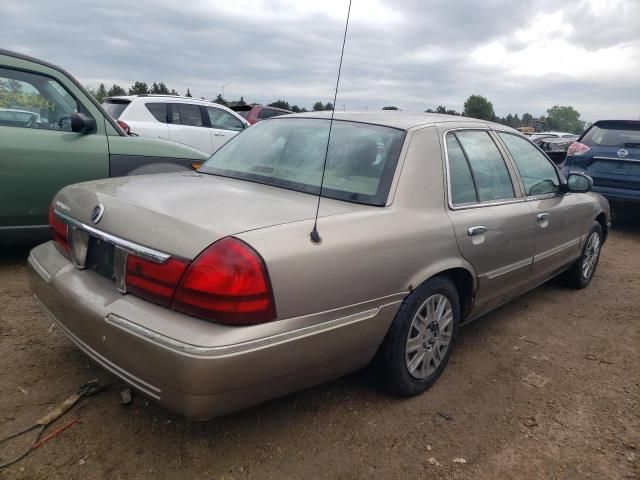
[199,118,405,206]
[206,107,244,131]
[0,67,82,132]
[170,103,203,127]
[498,132,560,196]
[455,130,515,202]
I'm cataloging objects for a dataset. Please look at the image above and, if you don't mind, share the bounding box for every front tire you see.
[564,221,603,289]
[373,276,460,397]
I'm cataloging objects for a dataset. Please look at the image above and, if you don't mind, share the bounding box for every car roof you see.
[282,110,508,130]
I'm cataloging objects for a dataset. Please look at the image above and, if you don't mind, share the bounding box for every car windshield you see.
[199,118,406,206]
[582,121,640,148]
[102,100,130,119]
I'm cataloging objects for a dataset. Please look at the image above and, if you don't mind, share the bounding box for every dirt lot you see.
[1,217,639,480]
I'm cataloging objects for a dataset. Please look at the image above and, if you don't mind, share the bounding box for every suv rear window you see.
[102,100,130,119]
[581,121,640,148]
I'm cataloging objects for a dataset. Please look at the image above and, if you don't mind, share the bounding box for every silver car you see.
[28,112,609,419]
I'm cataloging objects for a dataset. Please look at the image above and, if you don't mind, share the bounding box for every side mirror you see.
[566,173,593,193]
[71,112,96,134]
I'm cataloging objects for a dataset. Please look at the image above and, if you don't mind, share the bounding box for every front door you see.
[495,132,586,281]
[0,66,108,230]
[204,106,244,153]
[443,129,537,313]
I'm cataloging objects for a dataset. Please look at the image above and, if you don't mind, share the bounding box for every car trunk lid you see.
[54,172,369,260]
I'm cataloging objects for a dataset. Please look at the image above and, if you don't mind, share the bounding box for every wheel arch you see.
[595,212,608,242]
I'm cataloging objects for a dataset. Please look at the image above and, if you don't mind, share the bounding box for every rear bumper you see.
[592,186,640,205]
[28,242,398,419]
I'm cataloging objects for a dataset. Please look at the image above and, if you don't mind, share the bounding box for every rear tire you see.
[563,221,603,289]
[373,276,460,397]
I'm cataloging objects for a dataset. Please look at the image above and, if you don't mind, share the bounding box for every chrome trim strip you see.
[105,306,385,358]
[593,156,640,163]
[28,253,51,282]
[0,224,48,230]
[34,295,161,399]
[534,237,581,263]
[482,257,531,280]
[54,210,170,263]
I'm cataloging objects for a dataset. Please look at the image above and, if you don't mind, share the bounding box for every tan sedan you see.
[28,112,609,419]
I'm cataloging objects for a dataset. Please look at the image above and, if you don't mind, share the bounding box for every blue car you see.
[563,120,640,206]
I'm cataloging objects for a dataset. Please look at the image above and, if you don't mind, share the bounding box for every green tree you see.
[214,94,227,105]
[463,95,495,120]
[425,108,435,113]
[324,102,334,111]
[290,105,301,113]
[313,101,325,111]
[522,112,533,124]
[382,105,399,110]
[185,88,192,97]
[545,105,586,134]
[128,81,149,95]
[236,96,247,106]
[169,89,179,95]
[94,83,107,102]
[107,84,126,97]
[268,100,291,110]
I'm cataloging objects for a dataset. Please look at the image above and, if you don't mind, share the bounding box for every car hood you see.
[55,172,370,258]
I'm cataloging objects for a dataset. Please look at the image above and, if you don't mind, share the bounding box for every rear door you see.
[167,102,213,153]
[496,131,586,281]
[443,129,537,313]
[0,65,108,230]
[204,106,245,152]
[574,121,640,198]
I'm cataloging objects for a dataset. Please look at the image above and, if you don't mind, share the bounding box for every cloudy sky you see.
[2,0,638,121]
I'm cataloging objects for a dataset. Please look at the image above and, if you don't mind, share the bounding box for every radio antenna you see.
[310,0,352,244]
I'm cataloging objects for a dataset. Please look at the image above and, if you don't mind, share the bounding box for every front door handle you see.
[213,133,226,137]
[537,213,550,222]
[467,225,488,236]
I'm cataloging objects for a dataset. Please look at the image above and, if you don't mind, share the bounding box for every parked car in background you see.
[103,95,249,154]
[30,112,609,419]
[0,49,208,243]
[564,120,640,206]
[533,137,574,165]
[530,131,578,143]
[230,104,291,124]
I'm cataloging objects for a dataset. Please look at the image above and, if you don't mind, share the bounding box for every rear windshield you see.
[102,100,130,119]
[581,121,640,148]
[199,118,406,206]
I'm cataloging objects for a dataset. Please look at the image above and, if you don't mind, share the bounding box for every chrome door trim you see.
[481,257,532,280]
[54,210,172,263]
[533,237,581,263]
[592,156,640,163]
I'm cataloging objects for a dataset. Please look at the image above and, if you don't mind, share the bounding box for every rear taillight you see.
[117,119,131,135]
[172,237,276,325]
[48,203,69,256]
[125,255,188,307]
[567,142,590,156]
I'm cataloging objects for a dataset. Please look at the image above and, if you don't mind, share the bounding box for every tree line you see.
[87,82,587,134]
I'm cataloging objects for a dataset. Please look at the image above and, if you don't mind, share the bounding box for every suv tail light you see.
[172,237,276,325]
[48,204,69,257]
[567,142,590,156]
[117,119,131,135]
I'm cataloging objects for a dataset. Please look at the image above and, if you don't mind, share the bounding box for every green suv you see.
[0,49,209,242]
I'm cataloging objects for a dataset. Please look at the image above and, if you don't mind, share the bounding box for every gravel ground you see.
[0,216,638,480]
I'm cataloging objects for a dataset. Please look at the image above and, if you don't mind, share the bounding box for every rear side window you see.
[102,100,130,119]
[498,133,560,196]
[0,66,86,132]
[170,103,203,127]
[145,102,167,123]
[446,134,477,204]
[581,121,640,148]
[454,130,515,202]
[206,107,244,131]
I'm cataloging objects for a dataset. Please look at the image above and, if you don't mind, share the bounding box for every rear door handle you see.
[537,213,549,222]
[467,226,488,236]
